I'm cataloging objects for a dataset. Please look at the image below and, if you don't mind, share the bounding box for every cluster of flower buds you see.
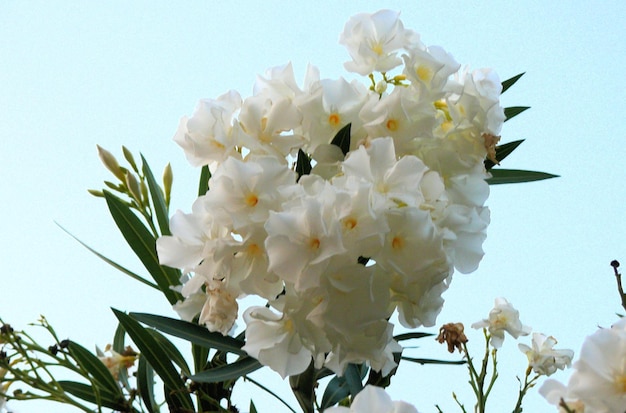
[157,10,505,378]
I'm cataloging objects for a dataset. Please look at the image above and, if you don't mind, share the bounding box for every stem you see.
[512,367,538,413]
[244,376,297,413]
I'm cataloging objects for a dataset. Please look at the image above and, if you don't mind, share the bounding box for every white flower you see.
[241,306,313,379]
[325,384,419,413]
[264,189,347,292]
[539,379,587,413]
[471,297,531,348]
[546,317,626,412]
[204,156,296,230]
[402,45,459,99]
[519,333,574,376]
[173,90,243,167]
[339,10,417,75]
[341,137,427,210]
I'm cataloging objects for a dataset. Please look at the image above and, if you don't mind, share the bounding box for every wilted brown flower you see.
[436,322,468,353]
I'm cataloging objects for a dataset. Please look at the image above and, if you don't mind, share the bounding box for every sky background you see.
[1,1,626,412]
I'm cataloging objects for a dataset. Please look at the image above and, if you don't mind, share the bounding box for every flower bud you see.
[122,146,138,173]
[374,79,388,94]
[87,189,104,198]
[162,163,173,206]
[125,172,142,204]
[96,145,126,182]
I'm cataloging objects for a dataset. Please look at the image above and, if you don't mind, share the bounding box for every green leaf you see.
[147,329,191,376]
[401,356,466,365]
[113,309,194,410]
[137,356,159,413]
[112,323,132,391]
[104,191,180,305]
[250,400,258,413]
[189,356,261,383]
[67,341,121,396]
[504,106,530,122]
[330,123,351,156]
[141,155,171,236]
[486,168,559,185]
[343,363,364,398]
[56,223,159,291]
[192,343,210,374]
[130,312,247,355]
[113,323,126,353]
[484,139,525,170]
[296,149,312,182]
[289,361,316,413]
[198,165,211,196]
[394,332,434,341]
[58,380,131,411]
[320,375,350,410]
[501,72,525,94]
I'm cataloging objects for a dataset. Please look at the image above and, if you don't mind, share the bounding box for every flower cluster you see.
[472,298,573,376]
[540,317,626,412]
[157,10,504,378]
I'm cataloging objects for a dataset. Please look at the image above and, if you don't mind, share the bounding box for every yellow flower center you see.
[615,374,626,393]
[309,238,321,250]
[245,193,259,207]
[386,119,399,132]
[392,236,404,250]
[441,120,453,133]
[328,113,341,127]
[247,243,262,256]
[343,217,358,230]
[416,64,433,82]
[283,318,294,333]
[372,43,384,55]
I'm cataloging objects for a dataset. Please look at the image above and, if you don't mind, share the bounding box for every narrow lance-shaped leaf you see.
[343,363,364,398]
[330,123,351,156]
[56,222,159,291]
[486,169,559,185]
[289,361,316,413]
[147,329,191,376]
[113,309,194,411]
[484,139,525,170]
[141,155,171,236]
[198,164,211,196]
[401,356,466,365]
[501,72,525,94]
[58,381,132,412]
[320,375,351,410]
[295,149,312,182]
[137,356,159,413]
[67,341,122,396]
[189,356,262,383]
[393,332,434,341]
[504,106,530,122]
[104,191,180,305]
[130,312,247,355]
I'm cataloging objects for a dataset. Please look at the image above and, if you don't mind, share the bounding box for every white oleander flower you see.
[325,384,419,413]
[341,137,427,210]
[339,10,418,75]
[519,333,574,376]
[173,90,243,167]
[555,317,626,412]
[402,45,460,99]
[204,155,296,230]
[264,191,347,292]
[241,306,313,379]
[471,297,531,348]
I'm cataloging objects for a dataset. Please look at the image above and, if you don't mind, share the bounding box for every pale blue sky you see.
[1,1,626,412]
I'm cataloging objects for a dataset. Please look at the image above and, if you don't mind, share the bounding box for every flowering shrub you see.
[0,9,568,413]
